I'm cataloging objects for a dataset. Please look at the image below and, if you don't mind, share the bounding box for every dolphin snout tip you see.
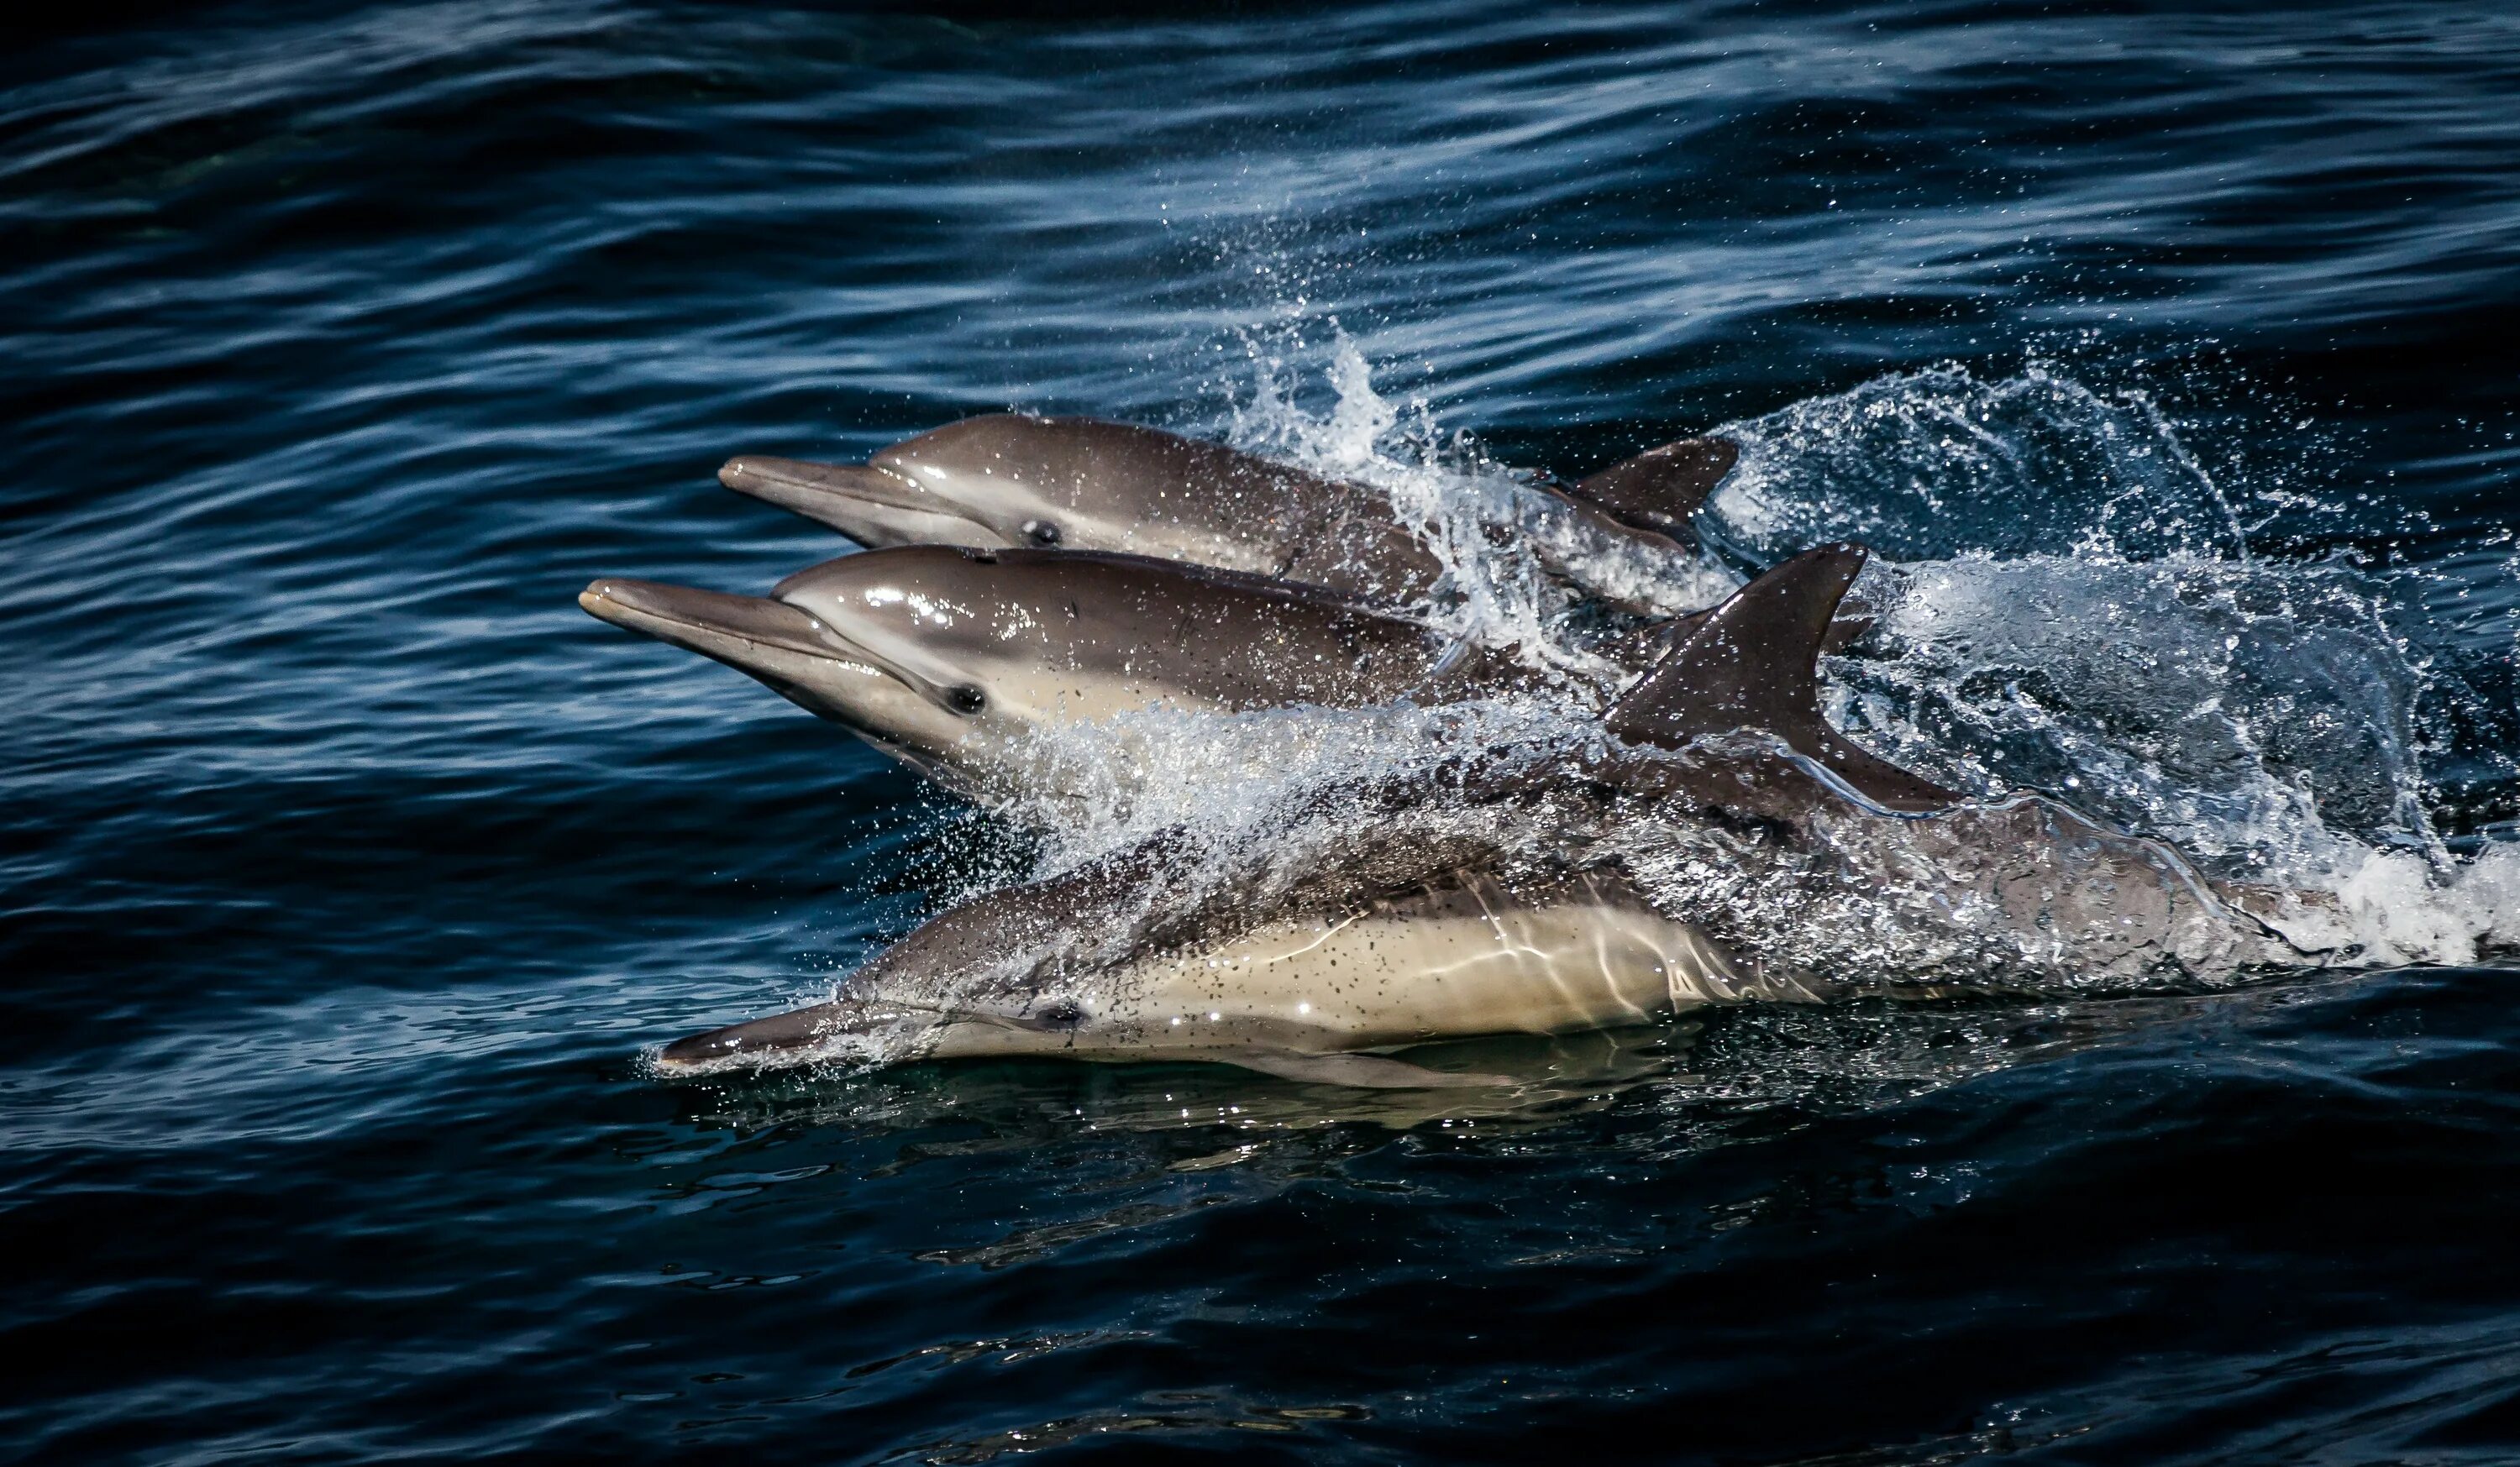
[653,1002,858,1077]
[574,577,822,646]
[718,454,806,500]
[652,1034,725,1074]
[654,1024,779,1076]
[578,579,650,628]
[717,453,846,498]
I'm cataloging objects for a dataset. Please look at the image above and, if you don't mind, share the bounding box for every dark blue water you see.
[10,3,2520,1460]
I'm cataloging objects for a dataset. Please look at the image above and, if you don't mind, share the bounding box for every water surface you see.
[7,3,2520,1462]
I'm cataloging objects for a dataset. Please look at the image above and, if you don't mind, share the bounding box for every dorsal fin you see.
[1604,543,1957,812]
[1561,436,1739,543]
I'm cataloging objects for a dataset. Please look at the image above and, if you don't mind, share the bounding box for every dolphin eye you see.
[944,684,987,716]
[1039,1000,1084,1027]
[1023,519,1061,547]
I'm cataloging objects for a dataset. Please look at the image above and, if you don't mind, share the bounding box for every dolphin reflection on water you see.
[648,546,2332,1087]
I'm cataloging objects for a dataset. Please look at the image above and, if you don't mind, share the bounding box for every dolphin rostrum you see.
[654,544,2328,1087]
[717,414,1740,613]
[579,544,1536,797]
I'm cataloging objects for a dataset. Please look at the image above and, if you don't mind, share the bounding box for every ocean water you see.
[8,2,2520,1461]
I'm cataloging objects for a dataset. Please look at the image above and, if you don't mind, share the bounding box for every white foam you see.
[1226,329,1734,676]
[1001,694,1604,876]
[1709,361,2250,564]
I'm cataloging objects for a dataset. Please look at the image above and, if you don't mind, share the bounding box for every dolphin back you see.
[1556,436,1739,546]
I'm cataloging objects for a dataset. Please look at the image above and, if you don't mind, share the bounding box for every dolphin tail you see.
[1604,542,1957,813]
[1557,435,1738,544]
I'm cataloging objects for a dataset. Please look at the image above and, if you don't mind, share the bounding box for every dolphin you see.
[652,544,2328,1087]
[578,543,1534,797]
[717,414,1739,614]
[656,859,1819,1087]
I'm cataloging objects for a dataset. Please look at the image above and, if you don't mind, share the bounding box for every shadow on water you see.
[664,986,2297,1179]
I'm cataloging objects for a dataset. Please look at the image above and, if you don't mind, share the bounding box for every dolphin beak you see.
[578,577,839,661]
[655,996,942,1074]
[580,576,969,772]
[719,454,1010,550]
[656,1000,849,1072]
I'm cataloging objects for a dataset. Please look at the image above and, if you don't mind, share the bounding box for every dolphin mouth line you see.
[650,993,963,1076]
[649,1031,883,1077]
[719,456,944,516]
[719,455,1009,548]
[578,580,909,687]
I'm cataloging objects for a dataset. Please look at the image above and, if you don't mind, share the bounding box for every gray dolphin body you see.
[718,414,1738,613]
[580,544,1530,797]
[659,856,1809,1087]
[656,546,2323,1086]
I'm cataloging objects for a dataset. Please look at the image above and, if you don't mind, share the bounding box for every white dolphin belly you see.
[909,872,1816,1065]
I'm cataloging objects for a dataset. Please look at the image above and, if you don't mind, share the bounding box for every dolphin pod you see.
[585,414,2321,1087]
[652,547,2318,1083]
[719,413,1738,614]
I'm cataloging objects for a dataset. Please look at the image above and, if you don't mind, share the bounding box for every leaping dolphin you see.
[579,544,1537,797]
[654,545,2327,1087]
[717,414,1740,614]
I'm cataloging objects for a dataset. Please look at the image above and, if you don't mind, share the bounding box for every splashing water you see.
[827,344,2515,1058]
[1708,363,2250,564]
[1835,555,2425,863]
[1693,364,2514,964]
[995,694,1604,874]
[1229,331,1740,667]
